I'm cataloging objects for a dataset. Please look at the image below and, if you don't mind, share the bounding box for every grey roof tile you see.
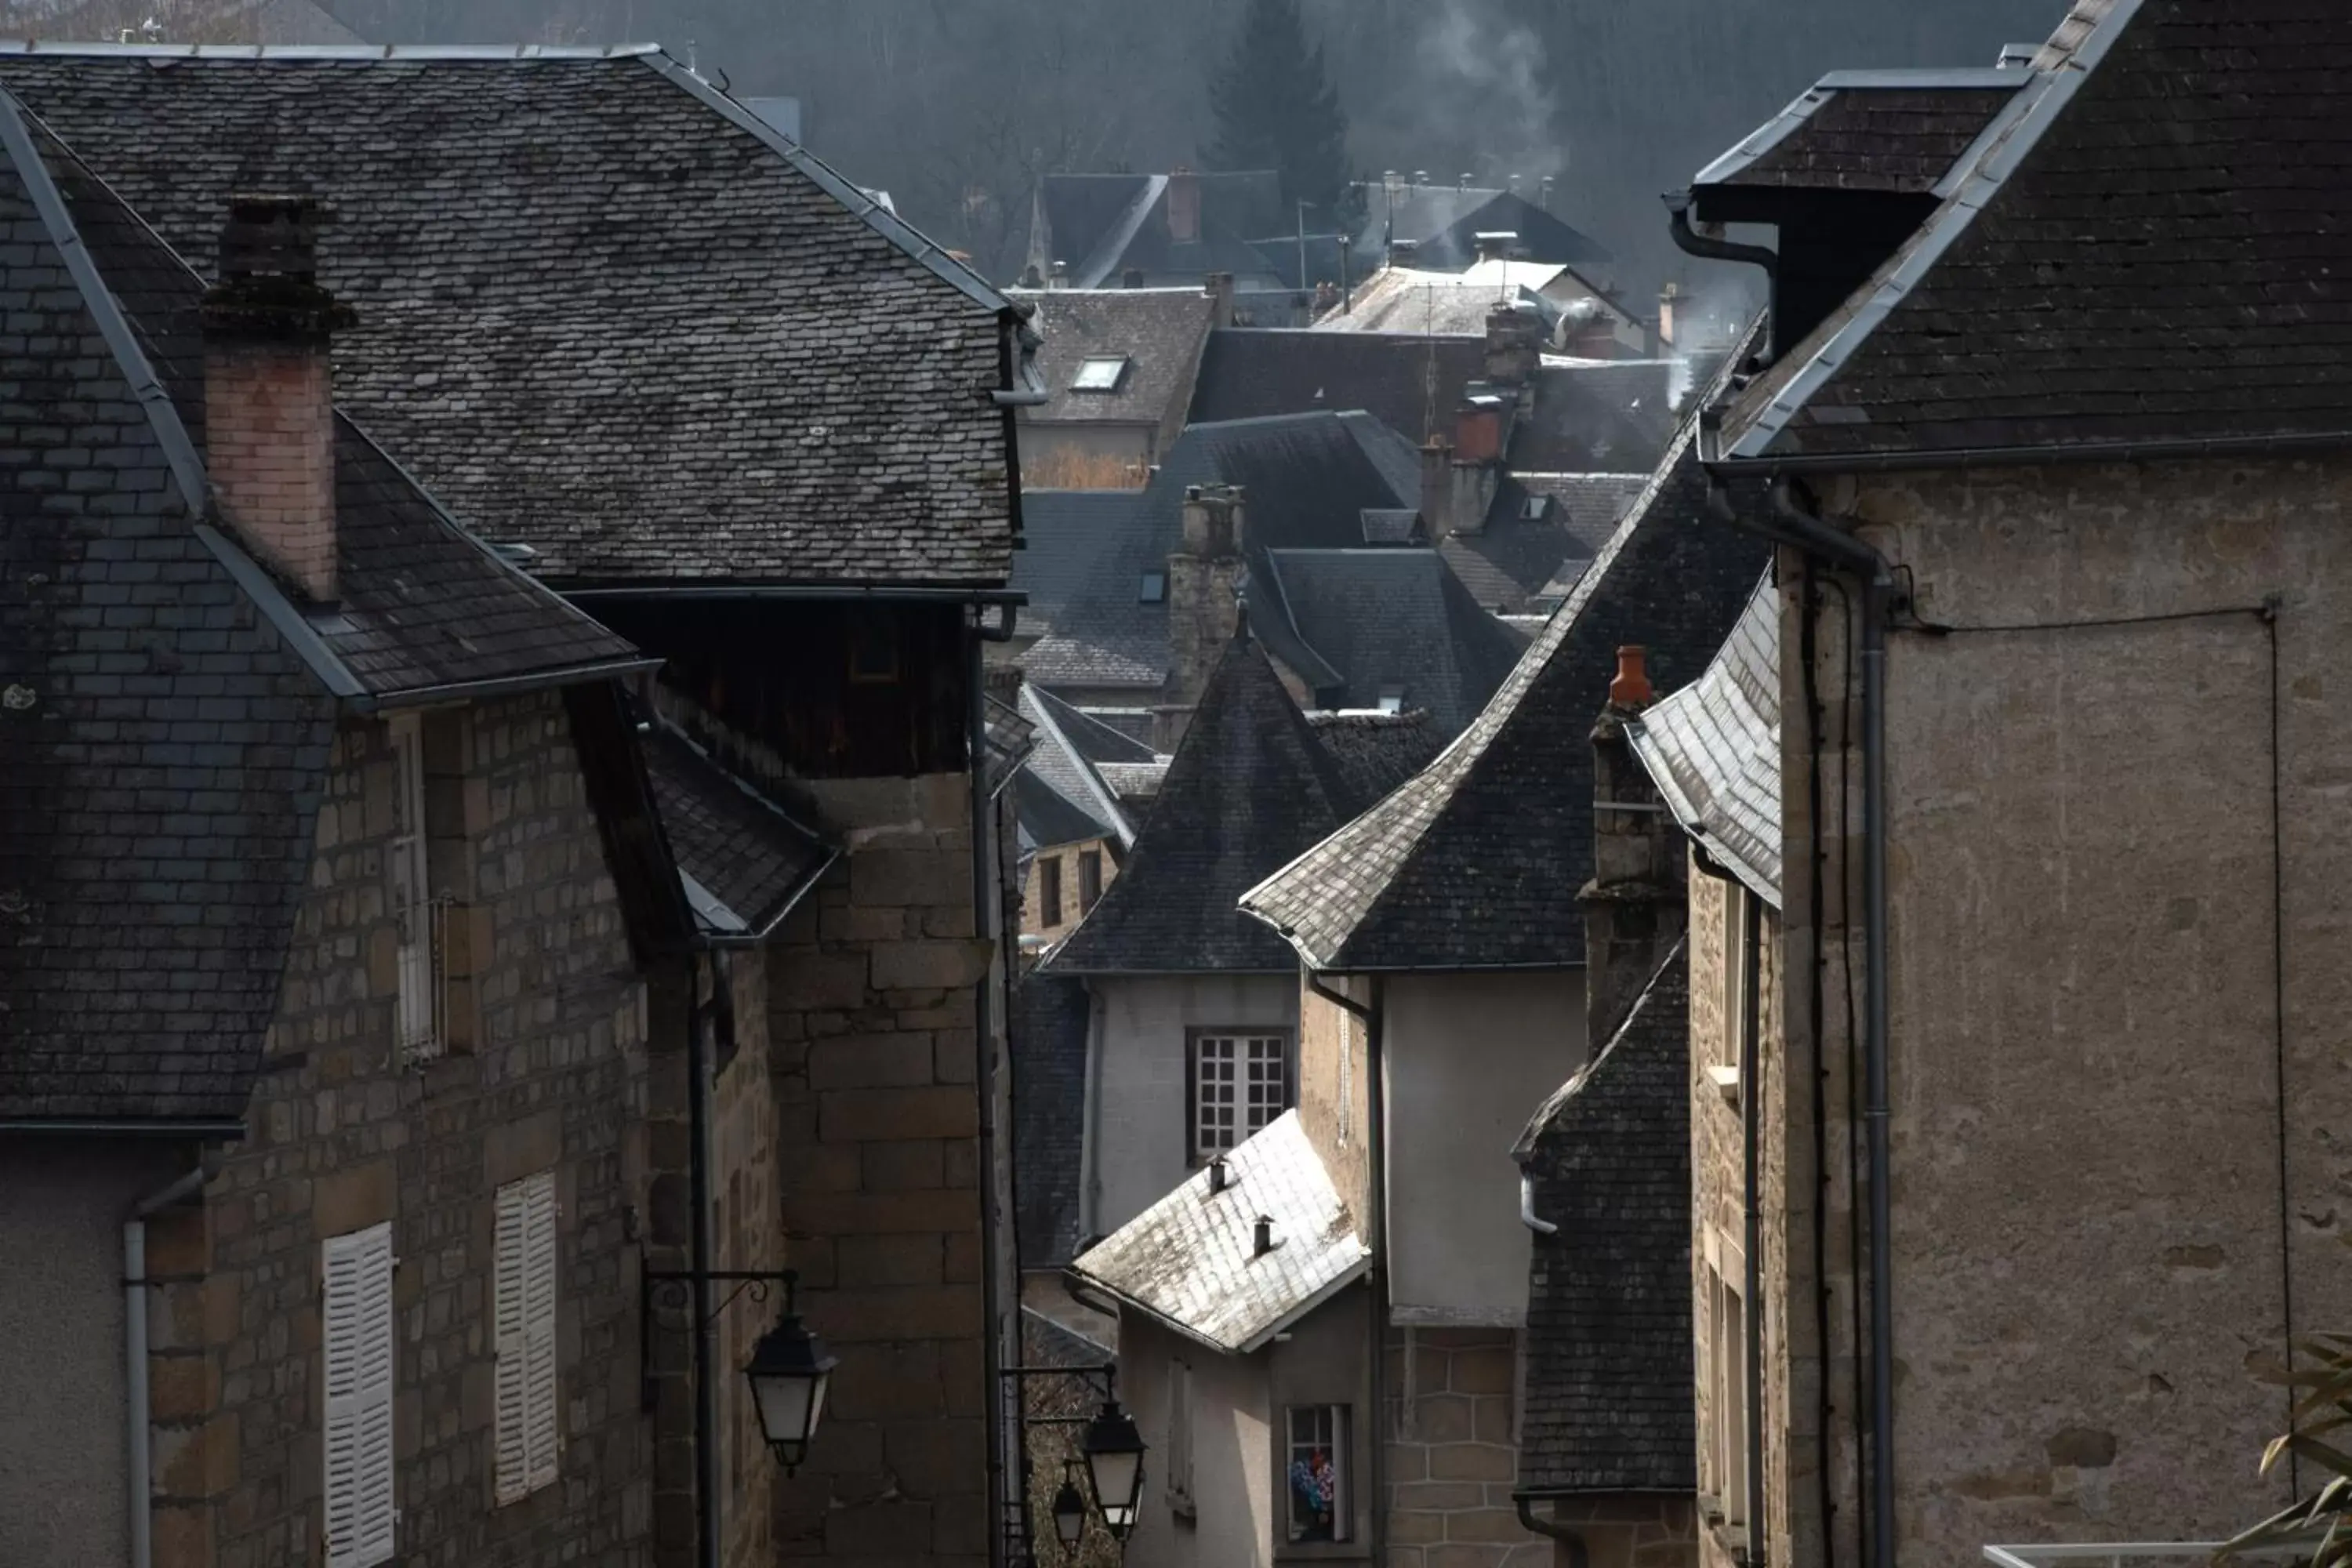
[1628,576,1781,906]
[1,46,1017,584]
[1722,0,2352,462]
[1239,369,1769,974]
[1514,946,1694,1495]
[641,717,834,941]
[1073,1110,1370,1353]
[1262,549,1525,736]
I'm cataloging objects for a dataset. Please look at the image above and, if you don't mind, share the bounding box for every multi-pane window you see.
[1191,1032,1289,1163]
[1078,849,1103,914]
[323,1223,396,1568]
[494,1171,561,1503]
[1284,1405,1349,1543]
[389,713,443,1062]
[1040,857,1064,927]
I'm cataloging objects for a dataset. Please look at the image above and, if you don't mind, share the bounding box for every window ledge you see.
[1705,1064,1742,1107]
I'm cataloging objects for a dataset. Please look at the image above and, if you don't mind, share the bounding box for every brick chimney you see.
[1418,439,1451,535]
[201,194,354,605]
[1578,646,1687,1045]
[1167,167,1202,245]
[1164,483,1246,731]
[1454,396,1505,464]
[1658,282,1681,350]
[1484,302,1544,387]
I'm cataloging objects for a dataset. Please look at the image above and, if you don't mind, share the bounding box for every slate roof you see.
[1014,287,1220,430]
[1035,171,1289,291]
[1628,575,1782,907]
[1349,186,1611,274]
[1013,972,1093,1269]
[1514,361,1679,474]
[0,45,1020,585]
[0,98,637,1122]
[1238,377,1771,973]
[1019,412,1421,691]
[1018,683,1146,849]
[1189,328,1489,445]
[1262,550,1526,736]
[1072,1110,1370,1355]
[1318,272,1556,339]
[1305,710,1446,805]
[1042,636,1375,976]
[1696,74,2024,194]
[1011,490,1152,652]
[640,718,836,942]
[1440,474,1652,615]
[1719,0,2352,465]
[1512,946,1695,1496]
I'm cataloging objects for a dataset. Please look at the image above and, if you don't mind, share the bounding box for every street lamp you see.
[743,1306,837,1475]
[1051,1459,1089,1556]
[1083,1399,1148,1542]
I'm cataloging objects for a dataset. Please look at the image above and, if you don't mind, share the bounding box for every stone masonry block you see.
[149,1352,220,1421]
[1446,1509,1538,1544]
[869,938,993,993]
[1415,1393,1475,1444]
[784,1189,980,1236]
[836,1234,946,1287]
[811,1284,983,1341]
[1452,1347,1516,1396]
[883,1417,985,1490]
[312,1158,396,1234]
[151,1501,214,1568]
[773,951,870,1011]
[826,1342,946,1421]
[850,849,971,909]
[825,1500,935,1555]
[810,1034,937,1090]
[819,1087,978,1142]
[1428,1443,1518,1483]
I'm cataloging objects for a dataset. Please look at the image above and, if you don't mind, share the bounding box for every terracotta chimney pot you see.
[1610,645,1653,708]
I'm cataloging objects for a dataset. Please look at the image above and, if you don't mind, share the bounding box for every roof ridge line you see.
[1723,0,2147,463]
[0,89,205,517]
[0,42,664,60]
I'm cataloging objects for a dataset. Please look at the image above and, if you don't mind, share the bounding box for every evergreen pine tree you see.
[1206,0,1351,220]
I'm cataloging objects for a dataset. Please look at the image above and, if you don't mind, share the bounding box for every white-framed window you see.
[1704,1237,1749,1529]
[493,1171,561,1503]
[1283,1404,1349,1543]
[388,713,443,1062]
[1166,1358,1195,1511]
[1069,354,1130,392]
[323,1222,396,1568]
[1190,1030,1289,1163]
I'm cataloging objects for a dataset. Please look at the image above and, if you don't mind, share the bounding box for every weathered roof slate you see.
[1698,78,2024,194]
[0,45,1018,585]
[1042,636,1371,976]
[1513,946,1695,1496]
[1629,576,1782,906]
[1189,328,1486,446]
[1263,550,1526,736]
[1016,287,1219,430]
[640,718,835,942]
[1073,1110,1369,1355]
[1722,0,2352,464]
[1238,386,1769,973]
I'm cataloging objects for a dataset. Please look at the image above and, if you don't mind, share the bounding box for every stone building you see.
[1236,379,1766,1568]
[2,39,1040,1568]
[1679,3,2352,1564]
[0,123,666,1568]
[1010,284,1228,487]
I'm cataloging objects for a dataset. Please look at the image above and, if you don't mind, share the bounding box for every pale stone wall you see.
[1783,456,2352,1567]
[150,692,654,1568]
[1294,972,1373,1229]
[1385,1326,1545,1568]
[1538,1496,1698,1568]
[768,772,993,1568]
[1022,837,1120,945]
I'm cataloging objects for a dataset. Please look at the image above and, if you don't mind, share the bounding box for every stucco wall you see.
[1120,1314,1274,1568]
[1086,973,1301,1235]
[1783,456,2352,1566]
[0,1140,193,1568]
[1382,971,1586,1324]
[1295,973,1374,1232]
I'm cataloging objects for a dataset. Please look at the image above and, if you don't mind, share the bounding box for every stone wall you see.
[1537,1496,1698,1568]
[1686,861,1788,1568]
[1022,837,1120,946]
[1786,456,2352,1566]
[1386,1326,1544,1568]
[148,691,652,1568]
[768,772,994,1568]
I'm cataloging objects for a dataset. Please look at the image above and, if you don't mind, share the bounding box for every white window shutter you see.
[495,1171,561,1503]
[324,1223,396,1568]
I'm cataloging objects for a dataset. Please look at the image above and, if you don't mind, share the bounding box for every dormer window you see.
[1070,355,1131,393]
[1139,570,1167,604]
[1377,686,1406,715]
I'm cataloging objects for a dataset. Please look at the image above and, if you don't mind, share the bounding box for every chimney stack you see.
[1484,302,1544,387]
[1657,281,1681,351]
[1539,175,1557,214]
[1418,438,1453,535]
[1050,258,1069,289]
[1253,1215,1276,1257]
[1167,166,1202,245]
[201,194,354,605]
[1386,238,1420,270]
[1163,482,1247,739]
[1122,266,1146,289]
[1204,270,1237,328]
[1578,645,1687,1045]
